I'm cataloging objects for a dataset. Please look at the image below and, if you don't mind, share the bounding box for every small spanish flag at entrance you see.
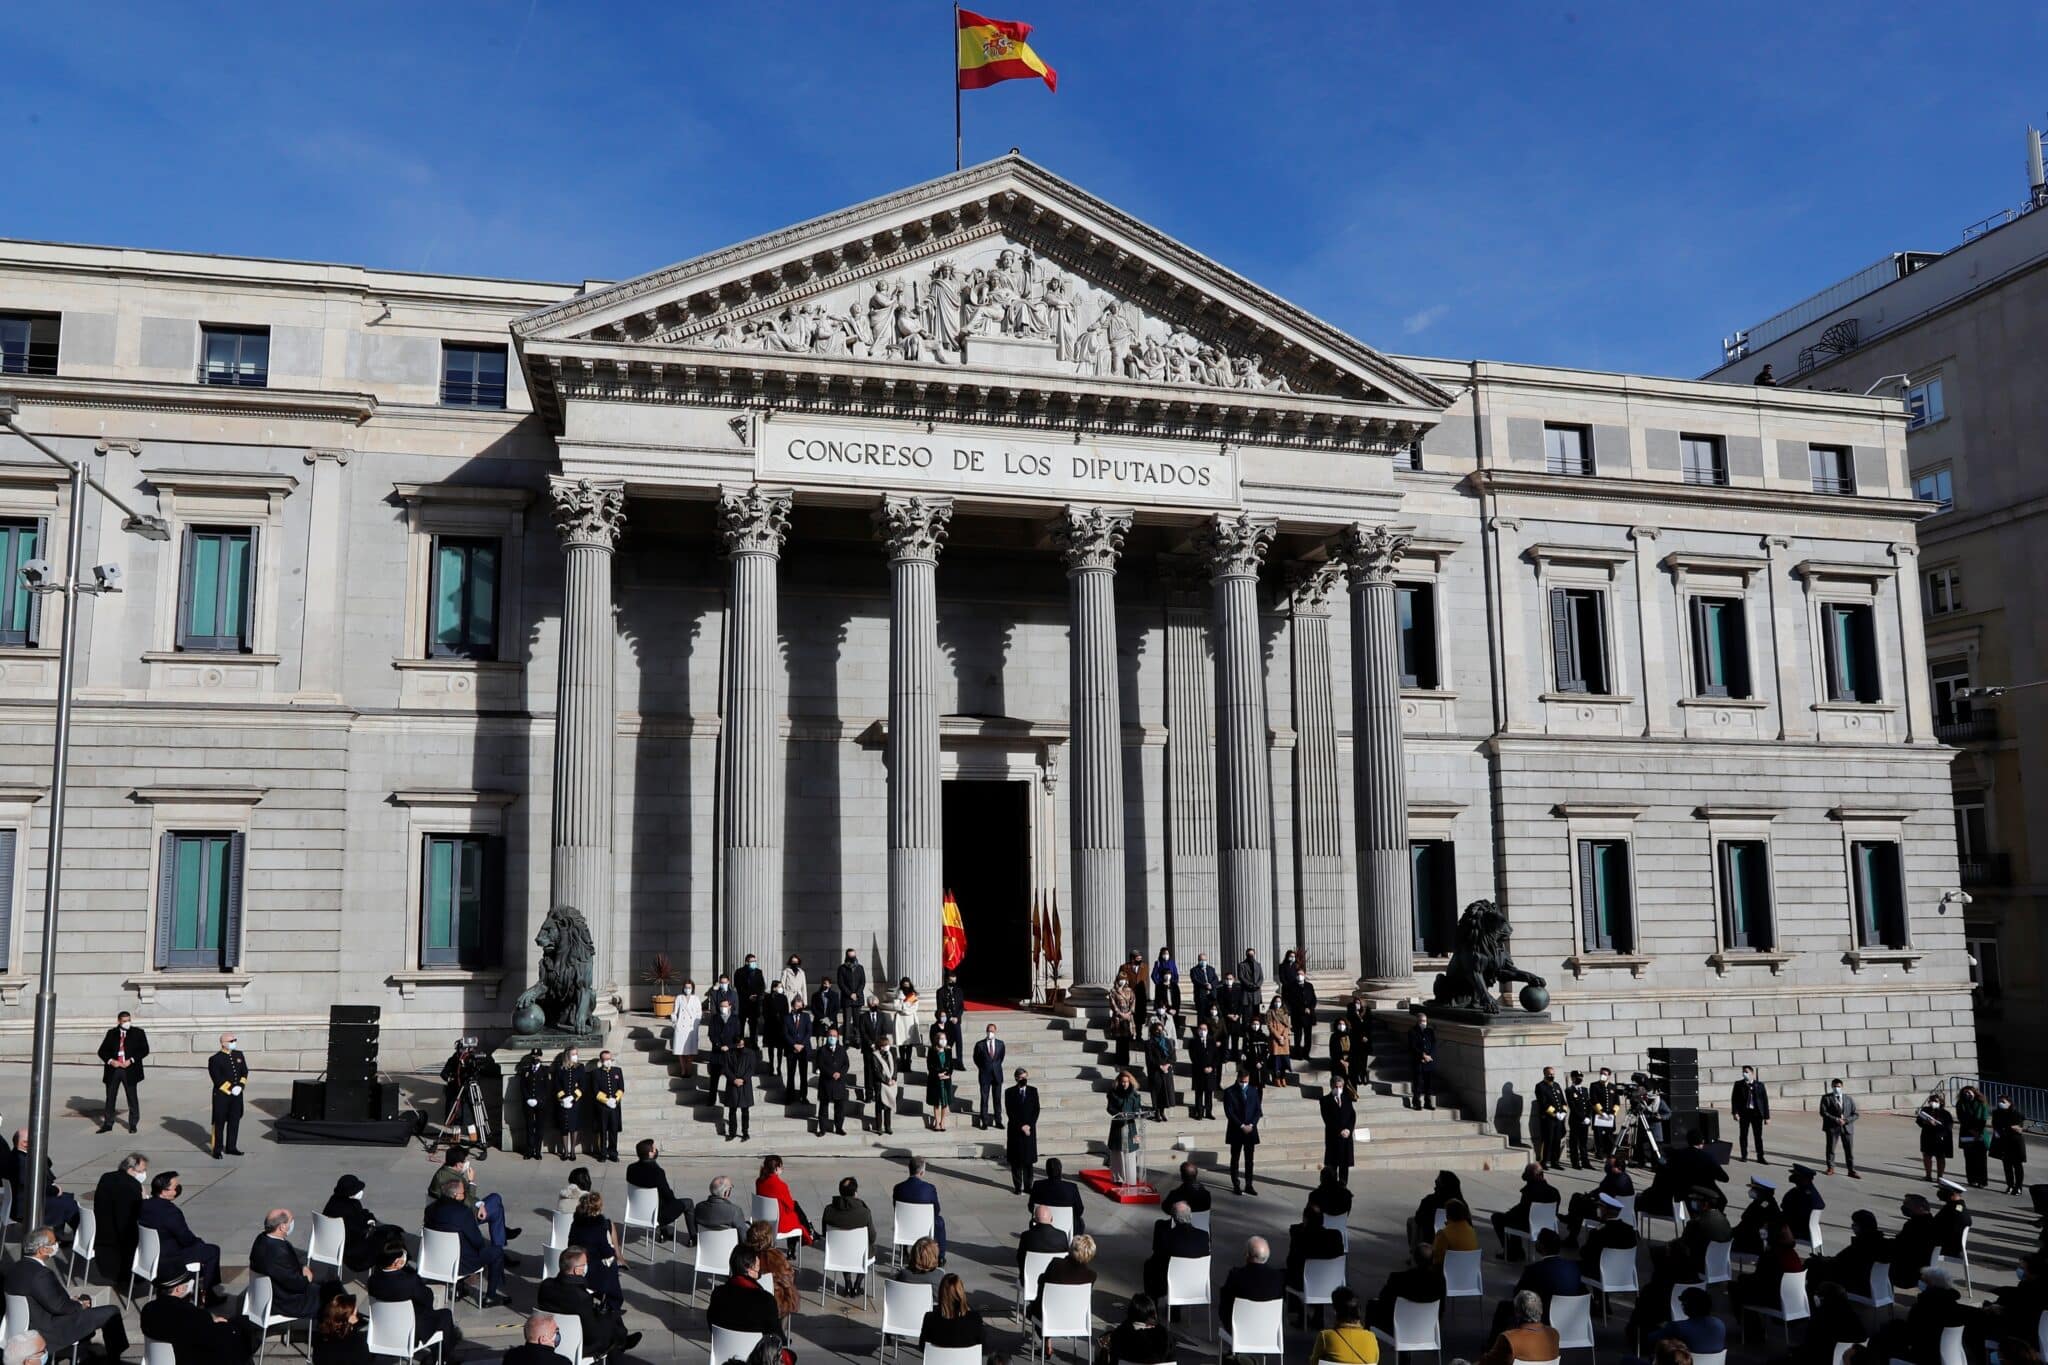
[957,9,1058,92]
[942,889,969,971]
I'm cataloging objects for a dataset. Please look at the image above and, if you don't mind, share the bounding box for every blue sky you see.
[5,3,2042,377]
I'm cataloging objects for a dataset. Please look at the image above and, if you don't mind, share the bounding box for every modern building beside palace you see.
[1707,137,2048,1079]
[0,157,1973,1104]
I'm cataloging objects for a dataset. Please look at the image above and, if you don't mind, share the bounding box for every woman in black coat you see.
[1320,1078,1357,1185]
[1992,1094,2029,1194]
[1916,1091,1955,1182]
[319,1174,382,1274]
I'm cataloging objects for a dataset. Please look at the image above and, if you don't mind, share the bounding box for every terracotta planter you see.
[651,994,676,1018]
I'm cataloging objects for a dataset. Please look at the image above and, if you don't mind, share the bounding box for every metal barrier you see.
[1947,1076,2048,1132]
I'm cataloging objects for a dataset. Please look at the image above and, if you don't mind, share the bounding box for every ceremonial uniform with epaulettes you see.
[552,1054,586,1158]
[590,1060,625,1161]
[515,1050,551,1159]
[208,1043,250,1158]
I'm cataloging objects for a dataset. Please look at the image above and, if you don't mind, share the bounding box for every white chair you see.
[1796,1218,1826,1256]
[549,1209,574,1249]
[1368,1296,1442,1362]
[244,1275,312,1363]
[1037,1203,1076,1238]
[307,1211,347,1283]
[2,1297,76,1363]
[1220,1294,1286,1365]
[1019,1249,1059,1317]
[881,1278,935,1363]
[1583,1245,1639,1323]
[553,1312,598,1365]
[710,1326,764,1365]
[1442,1248,1483,1301]
[1691,1354,1728,1365]
[1637,1199,1688,1243]
[543,1242,562,1281]
[142,1343,177,1365]
[1940,1226,1973,1294]
[2035,1307,2046,1360]
[623,1186,663,1260]
[1832,1345,1855,1365]
[1035,1281,1093,1365]
[129,1225,163,1303]
[1743,1268,1810,1345]
[1504,1202,1561,1252]
[0,1183,13,1242]
[924,1346,982,1365]
[1612,1195,1637,1226]
[819,1227,876,1307]
[1931,1324,1967,1365]
[1165,1254,1213,1339]
[1703,1238,1734,1286]
[418,1227,483,1309]
[751,1193,801,1255]
[1322,1211,1351,1253]
[892,1202,937,1264]
[366,1296,444,1365]
[694,1226,741,1300]
[1845,1261,1894,1314]
[1190,1208,1212,1234]
[1551,1292,1594,1360]
[1434,1209,1449,1236]
[1290,1256,1346,1327]
[67,1205,99,1289]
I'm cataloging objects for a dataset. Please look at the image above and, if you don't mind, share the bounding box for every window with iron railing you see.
[1544,424,1594,476]
[0,313,59,378]
[1809,445,1856,495]
[199,326,269,387]
[1680,434,1728,487]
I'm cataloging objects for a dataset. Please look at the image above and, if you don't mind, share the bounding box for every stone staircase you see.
[611,1005,1509,1171]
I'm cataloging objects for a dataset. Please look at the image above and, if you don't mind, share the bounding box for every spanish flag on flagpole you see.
[957,8,1058,91]
[942,888,968,971]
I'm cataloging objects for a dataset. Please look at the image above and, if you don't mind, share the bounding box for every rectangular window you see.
[1850,839,1906,948]
[176,526,255,653]
[1906,377,1945,429]
[198,325,269,387]
[0,517,44,647]
[154,831,244,970]
[1809,445,1856,495]
[427,536,501,659]
[1820,602,1881,703]
[0,312,59,378]
[1924,567,1962,615]
[1688,596,1751,699]
[1543,424,1593,476]
[1680,434,1727,487]
[1577,838,1635,953]
[1931,657,1972,727]
[1396,582,1439,689]
[1718,839,1775,950]
[1954,793,1988,861]
[1410,839,1457,956]
[1969,936,2003,1006]
[1548,586,1611,695]
[1913,468,1953,512]
[441,343,509,409]
[0,828,14,972]
[421,834,501,968]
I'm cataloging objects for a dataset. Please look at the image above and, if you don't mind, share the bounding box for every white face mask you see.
[227,1041,240,1051]
[133,1171,148,1186]
[1833,1085,1844,1094]
[284,1219,295,1237]
[568,1054,581,1066]
[352,1191,364,1203]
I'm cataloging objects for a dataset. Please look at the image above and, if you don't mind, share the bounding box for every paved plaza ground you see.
[3,1061,2037,1362]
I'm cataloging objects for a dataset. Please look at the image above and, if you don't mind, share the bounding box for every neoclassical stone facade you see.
[0,157,1973,1104]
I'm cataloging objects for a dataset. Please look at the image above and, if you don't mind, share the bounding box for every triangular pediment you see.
[515,156,1451,415]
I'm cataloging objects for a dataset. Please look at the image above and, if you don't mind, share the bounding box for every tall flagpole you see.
[953,2,962,170]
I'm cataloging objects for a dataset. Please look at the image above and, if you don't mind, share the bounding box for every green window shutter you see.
[0,828,15,971]
[1601,843,1634,952]
[1691,598,1721,697]
[173,836,204,954]
[423,835,456,965]
[1550,588,1582,692]
[176,528,200,649]
[153,832,178,970]
[431,541,466,655]
[221,832,245,969]
[1578,840,1604,950]
[226,529,254,650]
[455,836,485,963]
[468,543,498,657]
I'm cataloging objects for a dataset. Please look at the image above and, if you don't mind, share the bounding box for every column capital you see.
[874,494,953,563]
[1339,522,1412,587]
[1197,512,1277,582]
[550,476,627,551]
[1284,560,1345,617]
[717,484,793,557]
[1052,505,1133,574]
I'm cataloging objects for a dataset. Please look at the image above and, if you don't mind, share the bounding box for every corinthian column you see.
[549,476,627,992]
[1342,522,1415,991]
[1198,512,1278,971]
[1286,560,1354,977]
[875,495,953,994]
[718,485,793,972]
[1053,505,1133,993]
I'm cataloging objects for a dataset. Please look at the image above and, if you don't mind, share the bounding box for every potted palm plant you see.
[645,951,679,1018]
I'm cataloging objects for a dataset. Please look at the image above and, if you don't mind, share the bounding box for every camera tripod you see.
[425,1073,492,1157]
[1614,1097,1665,1168]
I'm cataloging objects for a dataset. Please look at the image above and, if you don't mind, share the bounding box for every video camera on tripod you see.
[429,1035,496,1155]
[1614,1071,1671,1166]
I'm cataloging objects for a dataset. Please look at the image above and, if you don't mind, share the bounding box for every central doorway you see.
[940,779,1033,1003]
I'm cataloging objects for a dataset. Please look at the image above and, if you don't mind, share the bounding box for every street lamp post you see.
[0,395,169,1243]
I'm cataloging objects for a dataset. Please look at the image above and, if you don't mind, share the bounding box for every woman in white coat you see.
[669,979,703,1080]
[777,954,808,1011]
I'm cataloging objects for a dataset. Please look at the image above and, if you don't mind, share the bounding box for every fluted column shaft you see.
[1343,523,1414,990]
[1287,562,1354,974]
[1055,506,1132,992]
[718,486,792,971]
[877,496,953,994]
[1200,513,1279,969]
[549,478,627,991]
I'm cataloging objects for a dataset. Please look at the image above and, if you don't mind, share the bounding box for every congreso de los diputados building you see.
[0,157,1974,1105]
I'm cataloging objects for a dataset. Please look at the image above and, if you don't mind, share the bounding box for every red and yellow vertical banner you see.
[942,889,968,970]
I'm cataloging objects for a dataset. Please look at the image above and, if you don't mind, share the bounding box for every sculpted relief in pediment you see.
[673,237,1300,393]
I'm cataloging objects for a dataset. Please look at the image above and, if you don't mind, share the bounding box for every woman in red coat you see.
[755,1153,816,1246]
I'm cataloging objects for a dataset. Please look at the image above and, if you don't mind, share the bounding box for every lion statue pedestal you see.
[1427,900,1551,1024]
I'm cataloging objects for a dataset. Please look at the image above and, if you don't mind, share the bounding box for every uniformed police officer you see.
[207,1032,249,1159]
[1565,1070,1594,1170]
[590,1048,625,1162]
[552,1046,586,1161]
[515,1047,549,1160]
[1534,1066,1567,1170]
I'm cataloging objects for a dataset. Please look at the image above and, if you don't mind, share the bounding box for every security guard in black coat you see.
[515,1048,550,1159]
[207,1033,249,1158]
[1534,1067,1567,1170]
[589,1049,626,1161]
[1565,1071,1594,1169]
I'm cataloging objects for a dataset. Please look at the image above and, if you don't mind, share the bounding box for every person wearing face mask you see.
[552,1047,587,1160]
[810,976,843,1035]
[1564,1071,1593,1170]
[588,1049,625,1162]
[139,1264,260,1364]
[515,1047,550,1159]
[936,973,966,1056]
[1152,947,1182,1020]
[783,994,815,1096]
[1731,1063,1771,1164]
[1586,1067,1618,1159]
[1187,1018,1220,1120]
[815,1027,851,1136]
[503,1312,565,1365]
[1145,1019,1177,1122]
[427,1145,522,1261]
[138,1170,223,1293]
[1992,1093,2028,1193]
[777,954,809,1013]
[5,1131,77,1236]
[92,1153,148,1288]
[1955,1085,1990,1189]
[207,1032,250,1159]
[1407,1004,1438,1111]
[835,950,867,1030]
[1217,971,1245,1061]
[669,979,703,1082]
[1189,952,1220,1023]
[1223,1066,1264,1196]
[707,993,744,1098]
[732,953,766,1043]
[249,1207,322,1319]
[1820,1076,1860,1178]
[1916,1090,1955,1183]
[320,1174,382,1274]
[973,1023,1007,1129]
[2,1226,129,1362]
[1006,1067,1040,1194]
[721,1042,757,1141]
[96,1009,150,1135]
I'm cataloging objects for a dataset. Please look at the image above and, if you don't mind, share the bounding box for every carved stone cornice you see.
[717,484,793,557]
[1339,522,1412,588]
[1284,560,1345,617]
[1197,512,1276,582]
[550,476,627,551]
[873,494,953,563]
[1051,505,1132,574]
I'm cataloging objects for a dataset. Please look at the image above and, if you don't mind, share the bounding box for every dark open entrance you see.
[941,779,1033,1003]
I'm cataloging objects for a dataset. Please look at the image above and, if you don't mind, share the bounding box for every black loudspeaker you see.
[1671,1109,1721,1144]
[290,1079,326,1121]
[1648,1046,1698,1064]
[324,1005,382,1122]
[375,1082,400,1122]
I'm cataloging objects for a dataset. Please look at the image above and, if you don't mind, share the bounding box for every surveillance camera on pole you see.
[89,563,123,593]
[18,559,55,592]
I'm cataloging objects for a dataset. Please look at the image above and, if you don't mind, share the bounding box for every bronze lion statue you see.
[513,903,599,1035]
[1431,899,1547,1014]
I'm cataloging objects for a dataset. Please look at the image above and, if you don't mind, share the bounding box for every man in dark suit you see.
[1533,1066,1567,1170]
[1006,1068,1040,1195]
[1643,1286,1728,1357]
[1407,1007,1438,1110]
[248,1208,321,1319]
[1491,1162,1562,1260]
[97,1010,150,1134]
[507,1314,570,1365]
[1222,1068,1264,1195]
[894,1155,949,1259]
[1514,1229,1584,1309]
[1369,1243,1446,1332]
[1186,1021,1221,1119]
[137,1267,258,1365]
[707,1246,781,1334]
[783,999,815,1095]
[137,1171,222,1291]
[835,949,867,1029]
[1027,1157,1085,1236]
[1581,1194,1640,1268]
[1189,952,1221,1022]
[815,1027,851,1135]
[1890,1194,1941,1289]
[1142,1201,1211,1297]
[1217,971,1247,1060]
[92,1153,148,1288]
[536,1245,643,1360]
[625,1139,695,1242]
[1283,1197,1345,1297]
[1932,1179,1972,1258]
[973,1023,1007,1129]
[424,1178,506,1305]
[367,1235,462,1351]
[706,995,744,1095]
[1218,1236,1285,1329]
[1165,1160,1213,1215]
[1564,1071,1593,1169]
[4,1225,129,1359]
[733,954,767,1043]
[1731,1063,1771,1163]
[6,1129,79,1235]
[1016,1203,1071,1273]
